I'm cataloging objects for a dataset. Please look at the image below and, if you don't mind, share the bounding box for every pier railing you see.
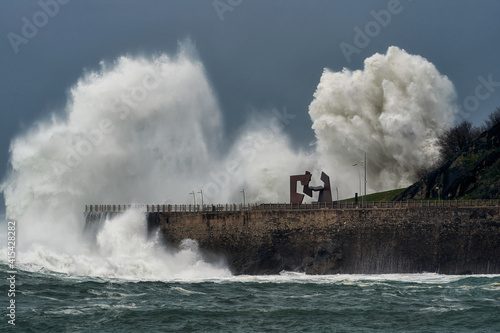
[85,199,500,213]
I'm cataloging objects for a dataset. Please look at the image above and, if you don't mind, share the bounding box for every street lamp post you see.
[354,152,367,208]
[189,191,196,206]
[198,190,204,207]
[336,186,339,207]
[353,163,362,204]
[364,152,367,209]
[241,189,246,207]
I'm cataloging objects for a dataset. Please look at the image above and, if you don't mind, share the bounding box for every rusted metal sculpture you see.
[318,172,332,202]
[290,171,312,204]
[290,171,332,204]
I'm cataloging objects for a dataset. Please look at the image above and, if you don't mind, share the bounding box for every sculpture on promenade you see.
[290,171,332,204]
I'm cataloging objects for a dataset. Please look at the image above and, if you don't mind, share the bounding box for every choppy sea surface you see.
[2,265,499,332]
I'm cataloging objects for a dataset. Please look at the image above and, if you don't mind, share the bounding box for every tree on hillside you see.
[437,121,481,161]
[412,108,499,183]
[484,107,500,129]
[413,162,439,181]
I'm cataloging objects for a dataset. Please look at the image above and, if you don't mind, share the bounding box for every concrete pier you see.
[85,201,500,275]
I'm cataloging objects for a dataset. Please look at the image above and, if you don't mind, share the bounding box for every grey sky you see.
[1,0,499,212]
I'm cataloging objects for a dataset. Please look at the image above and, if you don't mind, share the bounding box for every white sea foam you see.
[309,46,458,194]
[0,44,460,279]
[212,272,500,285]
[0,43,239,279]
[1,210,231,280]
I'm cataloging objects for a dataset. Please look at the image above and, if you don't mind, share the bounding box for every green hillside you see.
[395,123,500,201]
[343,188,406,202]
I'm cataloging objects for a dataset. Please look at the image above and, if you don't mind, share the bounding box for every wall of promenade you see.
[141,204,500,275]
[84,201,500,275]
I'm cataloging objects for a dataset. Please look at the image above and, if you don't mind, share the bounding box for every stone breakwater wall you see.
[145,207,500,275]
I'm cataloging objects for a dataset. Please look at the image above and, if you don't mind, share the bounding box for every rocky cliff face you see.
[395,124,500,200]
[150,207,500,275]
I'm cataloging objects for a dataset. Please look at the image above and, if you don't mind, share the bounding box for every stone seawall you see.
[147,207,500,275]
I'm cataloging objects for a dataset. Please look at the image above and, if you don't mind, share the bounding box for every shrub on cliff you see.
[484,107,500,130]
[437,121,481,161]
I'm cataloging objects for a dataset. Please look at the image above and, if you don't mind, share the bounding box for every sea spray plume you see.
[15,209,230,279]
[308,46,458,194]
[92,209,230,279]
[3,46,223,220]
[211,110,314,204]
[0,43,231,278]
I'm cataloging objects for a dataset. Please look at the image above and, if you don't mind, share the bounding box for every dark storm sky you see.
[1,0,499,209]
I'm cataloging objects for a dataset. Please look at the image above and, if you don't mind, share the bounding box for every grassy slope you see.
[343,188,406,202]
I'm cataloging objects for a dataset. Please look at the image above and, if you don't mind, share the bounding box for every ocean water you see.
[0,46,497,332]
[1,209,499,332]
[3,266,499,332]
